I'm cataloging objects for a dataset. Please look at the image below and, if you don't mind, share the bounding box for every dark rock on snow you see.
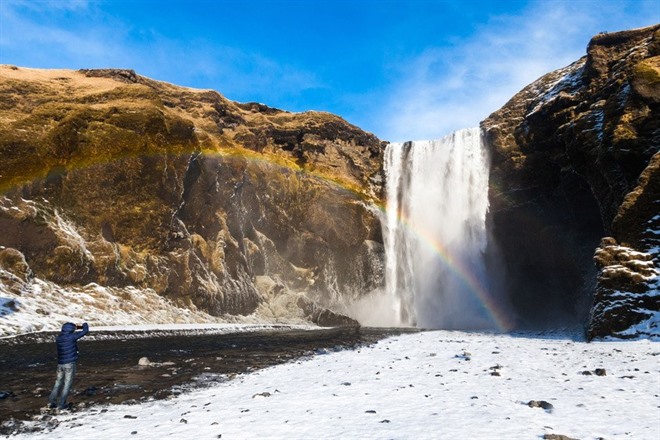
[527,400,555,411]
[543,434,580,440]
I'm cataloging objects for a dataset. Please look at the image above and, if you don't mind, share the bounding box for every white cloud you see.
[376,0,660,142]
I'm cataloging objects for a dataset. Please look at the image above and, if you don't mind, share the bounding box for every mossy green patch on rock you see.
[632,56,660,101]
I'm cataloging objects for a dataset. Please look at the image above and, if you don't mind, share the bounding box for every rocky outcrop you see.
[481,25,659,337]
[0,66,384,329]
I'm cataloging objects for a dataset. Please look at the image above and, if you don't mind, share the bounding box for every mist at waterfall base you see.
[349,128,512,330]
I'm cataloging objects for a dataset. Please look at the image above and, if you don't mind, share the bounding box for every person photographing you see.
[48,322,89,410]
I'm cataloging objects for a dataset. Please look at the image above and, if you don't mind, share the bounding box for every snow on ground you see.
[0,272,313,338]
[91,323,317,333]
[0,275,220,337]
[11,330,660,440]
[0,323,319,344]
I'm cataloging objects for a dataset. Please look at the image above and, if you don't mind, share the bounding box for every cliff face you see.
[0,66,385,331]
[481,25,659,337]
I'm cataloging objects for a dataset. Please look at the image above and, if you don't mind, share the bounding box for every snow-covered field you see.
[11,330,659,440]
[0,273,313,338]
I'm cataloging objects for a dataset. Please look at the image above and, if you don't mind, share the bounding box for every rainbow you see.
[205,151,518,331]
[375,200,515,331]
[3,148,516,330]
[219,153,516,332]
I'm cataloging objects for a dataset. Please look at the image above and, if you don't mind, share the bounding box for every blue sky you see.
[1,0,658,141]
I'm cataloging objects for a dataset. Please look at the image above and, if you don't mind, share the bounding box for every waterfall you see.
[356,127,504,329]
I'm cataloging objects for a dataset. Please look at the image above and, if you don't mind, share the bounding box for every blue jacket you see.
[55,322,89,364]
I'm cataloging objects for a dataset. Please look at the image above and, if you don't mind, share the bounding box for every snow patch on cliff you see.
[591,241,660,339]
[0,274,221,337]
[52,209,95,262]
[526,60,585,117]
[0,272,315,338]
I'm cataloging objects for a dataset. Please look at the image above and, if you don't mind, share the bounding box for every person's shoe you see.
[48,403,57,409]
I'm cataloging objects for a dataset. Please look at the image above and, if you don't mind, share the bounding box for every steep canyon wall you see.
[482,25,659,337]
[0,66,385,328]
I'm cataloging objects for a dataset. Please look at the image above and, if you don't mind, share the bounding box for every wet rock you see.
[138,357,175,368]
[0,419,26,436]
[582,368,607,376]
[297,297,360,327]
[543,434,579,440]
[455,351,471,361]
[84,386,98,396]
[31,387,46,397]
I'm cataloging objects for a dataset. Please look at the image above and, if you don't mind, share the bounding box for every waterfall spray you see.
[352,127,507,329]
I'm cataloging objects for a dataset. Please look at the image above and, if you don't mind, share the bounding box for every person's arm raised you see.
[74,322,89,339]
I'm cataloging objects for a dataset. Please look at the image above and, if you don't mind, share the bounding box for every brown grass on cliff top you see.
[0,65,380,200]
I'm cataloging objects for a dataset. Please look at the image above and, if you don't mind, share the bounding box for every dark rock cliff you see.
[481,25,659,337]
[0,66,385,327]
